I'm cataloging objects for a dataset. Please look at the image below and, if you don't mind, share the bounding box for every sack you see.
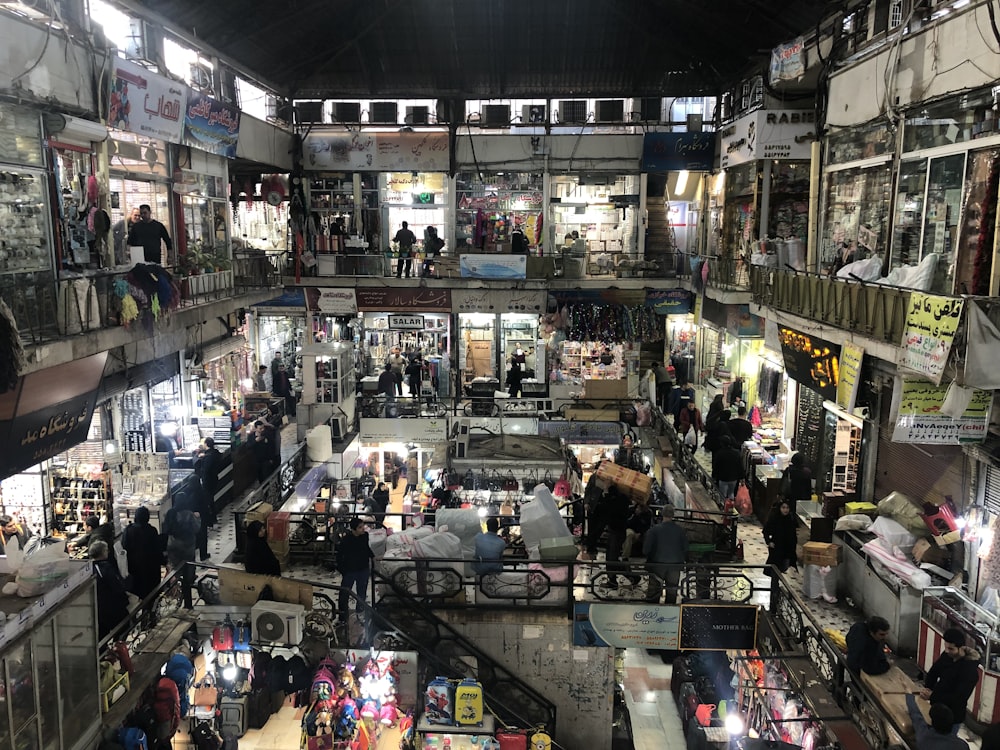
[695,703,716,727]
[194,672,220,707]
[301,251,317,268]
[684,429,697,448]
[735,482,752,516]
[191,720,222,750]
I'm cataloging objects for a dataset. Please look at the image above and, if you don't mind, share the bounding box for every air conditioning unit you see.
[436,99,463,124]
[595,100,624,123]
[686,113,704,133]
[520,104,547,125]
[638,97,662,122]
[558,100,588,124]
[296,101,325,124]
[333,102,361,123]
[370,102,398,124]
[251,601,305,645]
[330,414,349,440]
[189,62,213,92]
[124,19,163,63]
[482,104,510,128]
[266,96,292,125]
[219,68,238,105]
[405,106,429,125]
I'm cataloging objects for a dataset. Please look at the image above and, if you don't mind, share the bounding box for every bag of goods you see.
[436,509,486,576]
[870,516,917,553]
[16,544,73,597]
[520,485,573,552]
[876,492,929,537]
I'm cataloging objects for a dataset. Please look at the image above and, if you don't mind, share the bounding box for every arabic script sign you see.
[899,292,964,386]
[183,92,241,158]
[354,287,452,312]
[305,132,449,171]
[891,378,991,444]
[108,57,185,142]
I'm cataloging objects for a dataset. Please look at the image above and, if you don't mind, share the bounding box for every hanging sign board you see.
[769,37,806,84]
[355,288,451,312]
[108,57,185,142]
[778,326,839,401]
[720,110,815,169]
[537,421,623,445]
[836,342,865,412]
[183,92,241,158]
[679,604,758,650]
[359,418,448,442]
[388,314,425,330]
[573,603,680,648]
[459,254,527,279]
[305,287,357,315]
[641,133,716,172]
[646,289,694,315]
[452,289,547,313]
[899,292,964,385]
[891,378,991,444]
[726,304,764,338]
[305,131,449,171]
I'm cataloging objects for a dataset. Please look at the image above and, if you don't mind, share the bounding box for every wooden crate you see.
[801,541,841,567]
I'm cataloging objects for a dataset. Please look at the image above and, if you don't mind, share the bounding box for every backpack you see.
[191,720,222,750]
[310,664,338,704]
[118,727,148,750]
[233,619,251,652]
[152,676,180,735]
[212,617,235,651]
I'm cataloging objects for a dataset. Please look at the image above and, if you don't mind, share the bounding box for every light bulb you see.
[725,713,744,736]
[222,665,238,681]
[477,506,488,518]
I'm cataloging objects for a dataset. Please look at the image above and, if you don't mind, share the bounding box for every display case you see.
[416,713,496,749]
[0,467,52,538]
[300,342,356,405]
[49,464,111,538]
[821,164,893,271]
[559,342,624,382]
[455,171,544,252]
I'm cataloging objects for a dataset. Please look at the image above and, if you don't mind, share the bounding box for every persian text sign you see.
[459,254,527,279]
[183,93,241,157]
[108,57,185,142]
[899,293,964,385]
[778,326,839,401]
[355,287,451,312]
[891,379,991,444]
[573,603,680,648]
[305,287,357,315]
[836,342,865,412]
[641,133,716,172]
[770,37,806,83]
[305,131,449,171]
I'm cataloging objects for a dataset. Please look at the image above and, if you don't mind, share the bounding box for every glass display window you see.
[902,88,1000,152]
[0,166,51,274]
[826,121,896,165]
[54,148,99,270]
[549,173,639,263]
[108,176,171,266]
[767,162,809,240]
[954,148,1000,296]
[0,102,43,167]
[821,164,893,271]
[455,171,544,252]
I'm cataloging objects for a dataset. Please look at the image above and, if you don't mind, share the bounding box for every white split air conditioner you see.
[251,601,305,645]
[45,114,109,146]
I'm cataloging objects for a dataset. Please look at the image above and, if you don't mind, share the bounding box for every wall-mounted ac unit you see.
[687,113,704,132]
[519,104,547,125]
[595,100,624,123]
[124,19,163,64]
[370,102,398,124]
[189,62,213,92]
[330,414,349,440]
[219,68,238,105]
[482,104,510,128]
[266,96,292,125]
[296,101,325,124]
[436,99,463,124]
[638,97,662,122]
[333,102,361,123]
[251,601,305,645]
[405,106,429,125]
[558,100,588,124]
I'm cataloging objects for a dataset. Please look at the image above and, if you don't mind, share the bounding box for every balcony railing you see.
[676,252,751,290]
[749,265,913,343]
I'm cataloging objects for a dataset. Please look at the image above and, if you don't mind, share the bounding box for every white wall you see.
[0,13,98,113]
[827,3,1000,127]
[236,113,295,170]
[455,134,642,173]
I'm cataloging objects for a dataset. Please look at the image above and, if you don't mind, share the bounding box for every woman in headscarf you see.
[244,520,281,577]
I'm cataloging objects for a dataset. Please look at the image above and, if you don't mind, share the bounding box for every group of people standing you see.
[393,221,444,278]
[378,346,425,399]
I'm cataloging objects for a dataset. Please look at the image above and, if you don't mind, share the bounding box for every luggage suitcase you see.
[496,730,528,750]
[424,676,455,725]
[530,730,552,750]
[247,687,273,729]
[454,677,483,726]
[671,655,693,696]
[220,695,247,738]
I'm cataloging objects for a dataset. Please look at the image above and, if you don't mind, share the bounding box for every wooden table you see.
[860,665,931,742]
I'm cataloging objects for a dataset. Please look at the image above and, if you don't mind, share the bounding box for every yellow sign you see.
[892,379,991,444]
[836,342,864,411]
[900,292,964,385]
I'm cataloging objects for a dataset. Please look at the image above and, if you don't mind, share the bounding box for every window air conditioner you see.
[251,601,305,645]
[558,100,588,124]
[296,101,325,124]
[520,104,547,125]
[482,105,511,128]
[370,102,398,124]
[638,97,662,122]
[189,62,213,92]
[595,100,624,123]
[405,106,429,125]
[333,102,361,123]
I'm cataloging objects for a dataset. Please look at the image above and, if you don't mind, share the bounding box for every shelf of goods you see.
[50,465,111,539]
[0,167,50,274]
[0,469,52,539]
[116,451,171,531]
[559,342,623,382]
[301,343,355,406]
[919,586,1000,725]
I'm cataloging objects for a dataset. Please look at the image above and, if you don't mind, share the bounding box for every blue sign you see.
[646,289,693,315]
[573,602,680,648]
[183,92,241,158]
[459,254,526,279]
[642,133,716,172]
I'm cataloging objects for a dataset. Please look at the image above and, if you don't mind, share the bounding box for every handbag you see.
[193,673,219,707]
[735,481,752,516]
[522,469,538,494]
[553,476,571,500]
[541,471,556,491]
[462,470,475,491]
[695,703,716,727]
[502,471,519,492]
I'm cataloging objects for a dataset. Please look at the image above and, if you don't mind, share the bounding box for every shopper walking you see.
[712,437,744,501]
[506,360,523,398]
[163,495,201,609]
[368,482,391,527]
[781,452,813,515]
[126,203,173,264]
[643,505,688,604]
[336,519,374,622]
[194,437,223,522]
[705,394,725,426]
[614,434,645,472]
[678,400,703,446]
[651,362,671,413]
[422,225,444,277]
[729,405,754,444]
[394,221,417,278]
[251,420,278,484]
[272,362,296,418]
[254,365,269,392]
[121,506,162,600]
[405,453,419,496]
[670,379,696,428]
[378,363,397,401]
[846,615,891,675]
[763,500,798,575]
[405,355,424,397]
[244,520,282,577]
[704,409,734,453]
[92,540,130,640]
[386,347,407,395]
[920,628,981,731]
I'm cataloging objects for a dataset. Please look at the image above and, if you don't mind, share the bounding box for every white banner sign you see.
[452,288,547,313]
[360,417,449,442]
[720,110,815,168]
[891,378,991,444]
[459,254,527,279]
[305,131,450,171]
[388,314,424,330]
[311,288,357,315]
[108,57,185,142]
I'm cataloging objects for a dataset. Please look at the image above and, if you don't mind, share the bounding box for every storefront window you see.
[500,314,541,378]
[821,164,893,271]
[721,163,758,258]
[459,313,496,389]
[150,378,183,453]
[108,176,171,266]
[768,162,810,240]
[381,172,447,255]
[827,122,895,165]
[54,587,100,742]
[902,88,999,152]
[234,179,288,252]
[455,171,544,253]
[955,149,1000,296]
[890,158,927,272]
[549,174,639,267]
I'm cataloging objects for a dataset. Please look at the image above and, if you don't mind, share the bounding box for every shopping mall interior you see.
[2,1,1000,749]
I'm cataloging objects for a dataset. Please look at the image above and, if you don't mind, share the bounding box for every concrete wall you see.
[440,611,616,750]
[0,13,98,113]
[827,3,1000,127]
[236,113,295,170]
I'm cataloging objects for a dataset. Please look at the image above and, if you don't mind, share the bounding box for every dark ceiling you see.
[136,0,833,100]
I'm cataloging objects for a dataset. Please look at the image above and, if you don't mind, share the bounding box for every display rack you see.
[49,463,111,538]
[559,342,624,381]
[830,419,861,493]
[301,342,356,405]
[454,171,544,252]
[0,468,51,538]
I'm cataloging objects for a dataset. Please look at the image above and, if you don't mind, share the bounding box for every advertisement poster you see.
[641,133,716,172]
[891,378,991,444]
[726,305,764,338]
[836,342,865,412]
[679,604,758,650]
[459,254,527,279]
[355,287,451,312]
[573,603,680,648]
[108,57,185,142]
[646,289,694,315]
[183,92,241,157]
[305,132,449,171]
[778,326,840,401]
[452,288,546,313]
[899,292,964,385]
[770,37,806,83]
[359,418,448,442]
[720,110,814,169]
[305,287,357,315]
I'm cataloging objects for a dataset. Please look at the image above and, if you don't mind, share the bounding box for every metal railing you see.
[676,252,752,290]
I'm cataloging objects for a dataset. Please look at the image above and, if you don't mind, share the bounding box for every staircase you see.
[645,198,677,277]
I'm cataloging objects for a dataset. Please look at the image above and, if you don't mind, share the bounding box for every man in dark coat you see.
[920,627,981,729]
[164,494,201,609]
[846,616,891,676]
[336,519,374,621]
[194,437,223,519]
[729,405,754,444]
[92,540,130,640]
[712,436,744,500]
[121,506,162,600]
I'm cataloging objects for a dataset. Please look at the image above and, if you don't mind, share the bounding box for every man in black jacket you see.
[126,204,172,264]
[194,437,223,516]
[92,540,129,640]
[729,405,754,444]
[336,519,374,621]
[920,628,981,731]
[846,616,891,675]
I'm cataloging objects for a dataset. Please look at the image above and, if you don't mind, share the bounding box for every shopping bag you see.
[735,482,752,516]
[684,429,697,448]
[193,673,219,707]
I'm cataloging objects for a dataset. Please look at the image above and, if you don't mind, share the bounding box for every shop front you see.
[358,416,449,517]
[454,171,544,254]
[251,288,309,382]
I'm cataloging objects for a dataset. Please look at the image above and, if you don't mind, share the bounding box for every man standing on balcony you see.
[394,221,417,278]
[127,204,173,265]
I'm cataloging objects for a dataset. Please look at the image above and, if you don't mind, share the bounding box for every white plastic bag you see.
[662,472,684,507]
[684,429,697,448]
[16,544,73,597]
[435,509,484,576]
[520,485,573,551]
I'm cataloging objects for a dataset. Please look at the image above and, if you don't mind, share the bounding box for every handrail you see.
[98,565,186,653]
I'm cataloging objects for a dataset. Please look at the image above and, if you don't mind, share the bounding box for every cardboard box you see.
[912,537,949,565]
[563,408,619,421]
[656,436,673,455]
[584,379,628,400]
[595,462,653,504]
[802,541,841,567]
[218,567,272,606]
[845,501,878,517]
[538,536,579,567]
[245,501,273,525]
